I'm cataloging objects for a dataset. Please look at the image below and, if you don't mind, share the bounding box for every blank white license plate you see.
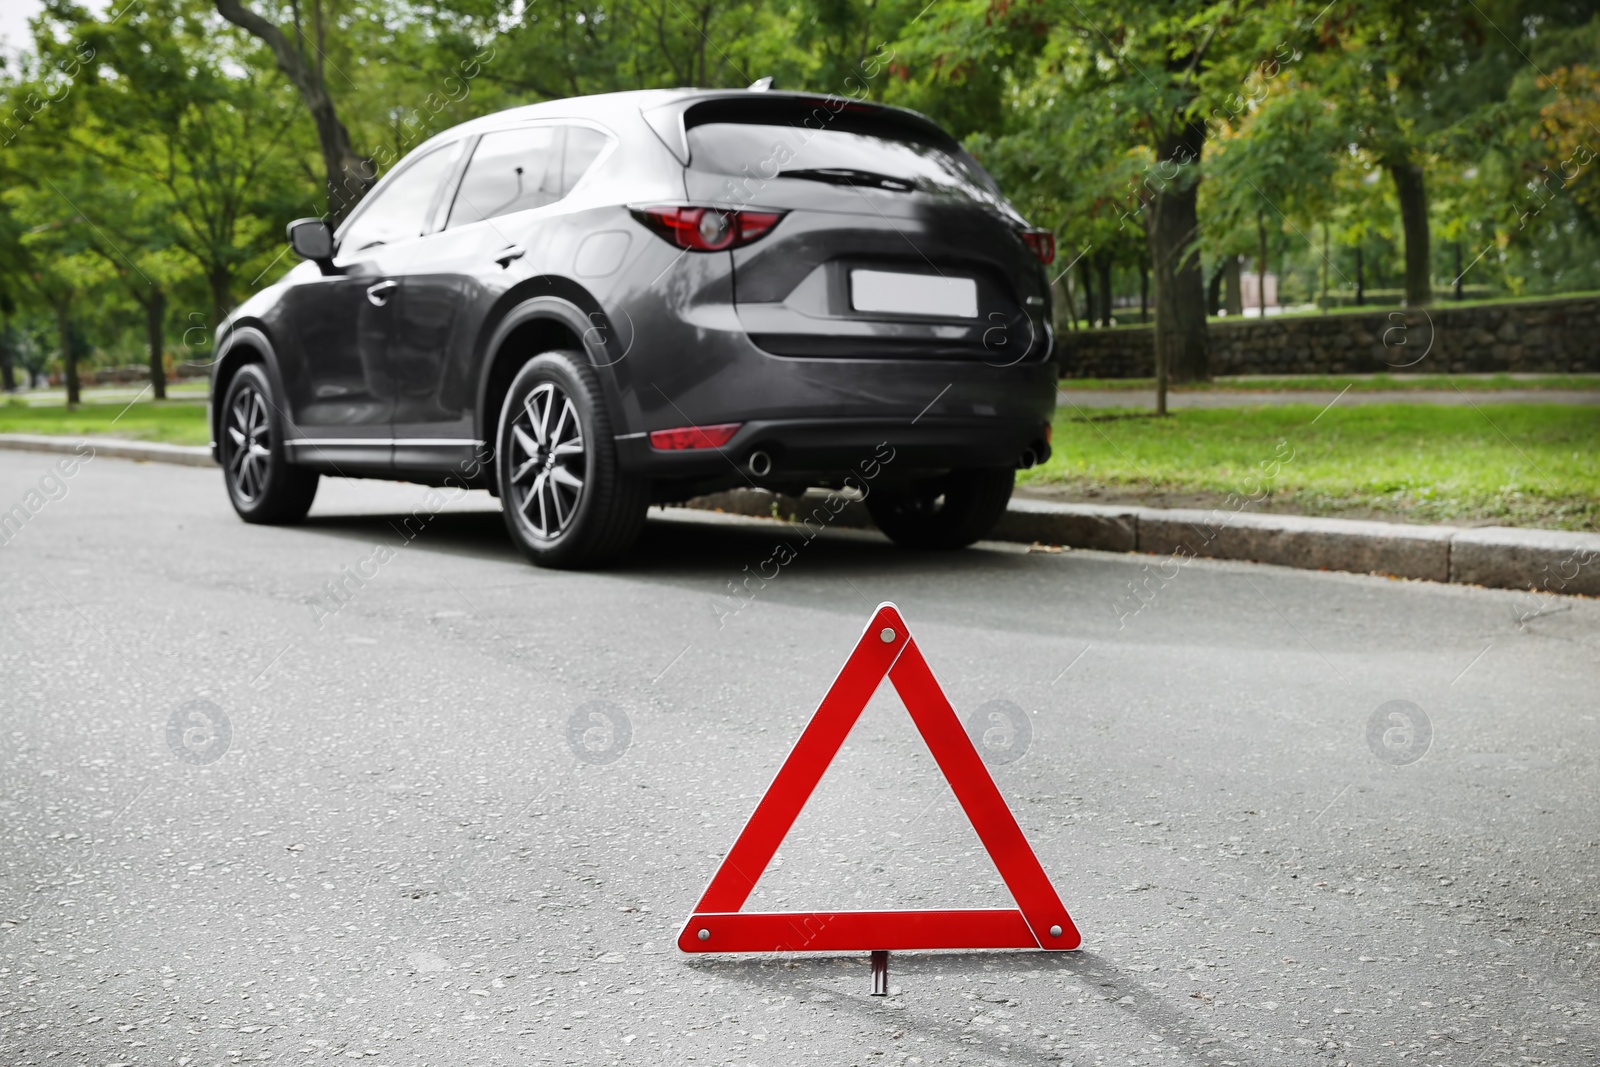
[850,270,978,318]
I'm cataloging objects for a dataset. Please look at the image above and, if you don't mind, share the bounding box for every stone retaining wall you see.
[39,362,209,388]
[1058,295,1600,377]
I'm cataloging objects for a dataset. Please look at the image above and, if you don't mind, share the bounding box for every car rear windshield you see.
[684,99,1001,202]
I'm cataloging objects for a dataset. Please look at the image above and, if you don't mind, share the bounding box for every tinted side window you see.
[559,127,609,194]
[448,127,558,228]
[447,126,609,229]
[338,143,459,255]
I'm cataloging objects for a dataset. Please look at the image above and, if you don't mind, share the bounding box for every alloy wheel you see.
[226,385,272,504]
[507,381,586,540]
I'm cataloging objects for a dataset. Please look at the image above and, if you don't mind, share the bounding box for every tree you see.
[62,0,308,335]
[1306,0,1596,307]
[212,0,374,223]
[0,212,107,406]
[0,0,1595,401]
[1202,71,1344,315]
[897,0,1301,405]
[0,57,111,405]
[475,0,891,106]
[1532,63,1600,225]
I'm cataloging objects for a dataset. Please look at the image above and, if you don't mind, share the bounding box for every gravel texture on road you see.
[2,455,1597,1066]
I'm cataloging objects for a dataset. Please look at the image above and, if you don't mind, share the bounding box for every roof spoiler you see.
[641,93,953,167]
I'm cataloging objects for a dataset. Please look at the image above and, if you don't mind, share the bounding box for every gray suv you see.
[211,88,1058,567]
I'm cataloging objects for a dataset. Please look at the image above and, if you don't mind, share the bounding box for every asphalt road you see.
[3,454,1597,1067]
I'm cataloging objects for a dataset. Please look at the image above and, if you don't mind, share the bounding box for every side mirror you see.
[286,218,336,273]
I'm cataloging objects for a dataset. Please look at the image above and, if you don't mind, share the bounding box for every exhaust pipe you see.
[747,450,773,477]
[1018,440,1051,469]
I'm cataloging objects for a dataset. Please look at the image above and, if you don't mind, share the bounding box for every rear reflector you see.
[648,423,742,450]
[1020,228,1055,265]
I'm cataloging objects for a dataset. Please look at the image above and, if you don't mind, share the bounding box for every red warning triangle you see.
[678,602,1080,953]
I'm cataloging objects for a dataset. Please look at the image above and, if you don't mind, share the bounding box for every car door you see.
[280,141,462,471]
[387,124,611,474]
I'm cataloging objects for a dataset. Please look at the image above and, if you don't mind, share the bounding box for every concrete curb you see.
[1127,505,1458,583]
[0,433,215,468]
[1449,526,1600,596]
[682,487,1600,597]
[2,434,1594,596]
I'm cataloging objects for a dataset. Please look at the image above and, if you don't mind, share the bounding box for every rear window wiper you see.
[776,167,915,192]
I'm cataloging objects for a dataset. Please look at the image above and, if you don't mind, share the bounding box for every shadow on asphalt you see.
[293,506,1061,585]
[291,504,1118,649]
[299,509,521,565]
[688,948,1262,1065]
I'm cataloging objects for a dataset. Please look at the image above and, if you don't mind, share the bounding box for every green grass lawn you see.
[4,395,1595,531]
[1059,373,1600,392]
[6,380,211,405]
[0,398,210,446]
[1084,290,1600,329]
[1023,403,1600,531]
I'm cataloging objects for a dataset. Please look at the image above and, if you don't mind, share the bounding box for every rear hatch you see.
[676,96,1051,361]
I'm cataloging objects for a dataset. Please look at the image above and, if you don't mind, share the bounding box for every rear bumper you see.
[592,212,1058,500]
[617,414,1051,495]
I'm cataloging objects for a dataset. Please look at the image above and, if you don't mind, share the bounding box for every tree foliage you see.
[0,0,1594,399]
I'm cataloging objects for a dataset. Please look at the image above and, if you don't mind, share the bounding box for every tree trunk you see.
[213,0,374,224]
[208,270,233,343]
[1078,257,1096,328]
[1146,120,1209,384]
[1152,297,1167,415]
[146,289,167,400]
[1224,254,1243,316]
[1206,261,1225,316]
[1387,159,1432,306]
[0,314,14,392]
[1060,274,1079,331]
[1453,242,1463,300]
[1256,211,1269,318]
[1320,225,1330,310]
[1095,252,1113,326]
[1354,246,1365,305]
[1138,259,1149,324]
[57,296,78,407]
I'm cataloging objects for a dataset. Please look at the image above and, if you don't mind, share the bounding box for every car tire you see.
[495,350,649,568]
[219,363,319,524]
[866,467,1015,550]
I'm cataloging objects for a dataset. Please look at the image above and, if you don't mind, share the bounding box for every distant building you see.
[1239,271,1278,315]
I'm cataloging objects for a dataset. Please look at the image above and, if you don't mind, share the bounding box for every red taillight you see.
[648,423,742,450]
[1020,228,1055,265]
[632,206,785,251]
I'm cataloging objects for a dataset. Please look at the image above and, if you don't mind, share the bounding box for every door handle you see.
[366,280,397,306]
[494,245,526,268]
